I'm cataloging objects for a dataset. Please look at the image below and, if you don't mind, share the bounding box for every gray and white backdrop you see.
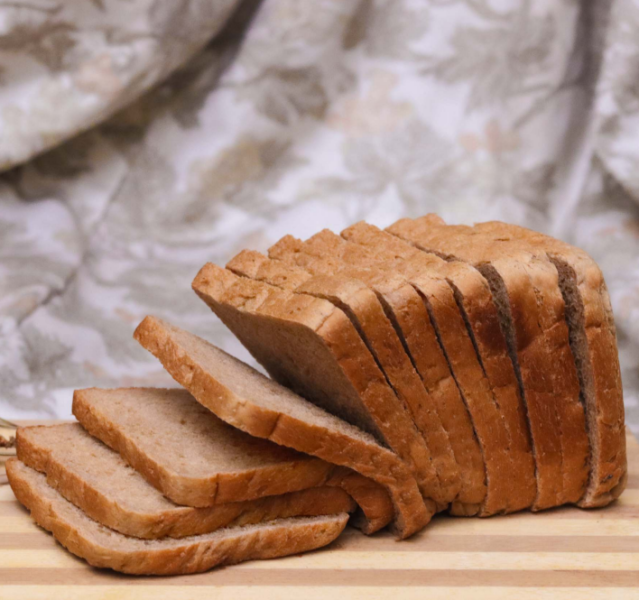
[1,0,638,433]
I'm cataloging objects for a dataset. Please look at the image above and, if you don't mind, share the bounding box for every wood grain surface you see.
[1,425,637,599]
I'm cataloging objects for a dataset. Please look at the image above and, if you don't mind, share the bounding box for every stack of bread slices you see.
[8,215,627,575]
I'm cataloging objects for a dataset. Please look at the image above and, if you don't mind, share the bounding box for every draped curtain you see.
[0,0,638,432]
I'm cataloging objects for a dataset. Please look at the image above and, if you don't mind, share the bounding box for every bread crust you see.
[229,250,459,507]
[135,312,431,538]
[388,217,591,509]
[401,271,513,516]
[6,459,348,576]
[17,423,356,539]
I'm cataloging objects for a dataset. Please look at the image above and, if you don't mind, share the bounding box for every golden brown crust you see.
[228,249,312,290]
[7,459,349,576]
[325,468,394,534]
[16,425,357,539]
[442,261,536,511]
[408,271,513,515]
[388,217,591,509]
[135,312,431,538]
[368,272,486,513]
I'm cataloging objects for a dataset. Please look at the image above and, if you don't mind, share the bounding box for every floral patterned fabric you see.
[0,0,638,434]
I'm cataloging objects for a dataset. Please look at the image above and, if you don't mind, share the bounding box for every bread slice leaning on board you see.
[7,214,627,577]
[6,459,349,576]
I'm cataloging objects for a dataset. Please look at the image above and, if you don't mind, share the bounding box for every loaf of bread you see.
[7,214,626,577]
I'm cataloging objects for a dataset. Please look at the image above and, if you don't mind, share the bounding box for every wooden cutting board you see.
[1,425,638,600]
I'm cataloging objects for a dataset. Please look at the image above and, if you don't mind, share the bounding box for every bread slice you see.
[72,387,333,508]
[387,216,590,509]
[6,459,348,575]
[227,250,459,508]
[134,313,431,538]
[268,230,520,516]
[16,423,356,539]
[340,222,536,513]
[246,245,486,514]
[471,220,627,507]
[71,387,384,533]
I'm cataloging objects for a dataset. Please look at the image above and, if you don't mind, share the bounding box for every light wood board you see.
[1,426,638,599]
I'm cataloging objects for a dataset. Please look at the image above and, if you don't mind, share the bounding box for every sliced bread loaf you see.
[228,250,459,508]
[471,220,627,507]
[72,387,334,507]
[134,313,431,538]
[16,423,356,539]
[268,230,518,516]
[387,216,590,509]
[6,459,349,575]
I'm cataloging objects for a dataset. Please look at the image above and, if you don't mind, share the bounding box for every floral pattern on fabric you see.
[0,0,637,433]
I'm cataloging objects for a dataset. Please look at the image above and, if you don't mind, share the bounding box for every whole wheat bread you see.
[72,387,385,532]
[134,314,431,538]
[17,423,356,539]
[227,250,459,508]
[72,387,333,508]
[387,216,591,509]
[6,459,348,575]
[268,230,524,516]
